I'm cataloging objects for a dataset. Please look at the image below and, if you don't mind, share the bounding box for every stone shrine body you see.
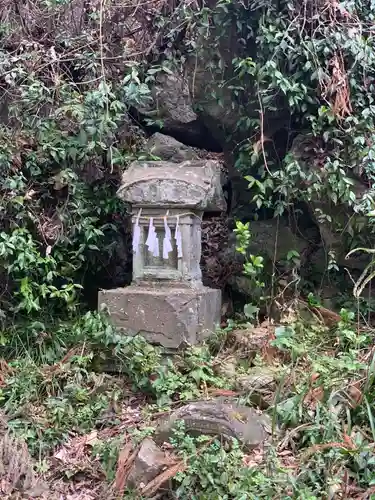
[98,159,226,348]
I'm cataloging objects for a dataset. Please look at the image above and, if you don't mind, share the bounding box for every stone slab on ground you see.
[98,286,221,348]
[154,400,267,450]
[230,323,274,353]
[236,367,276,392]
[127,438,170,489]
[236,367,277,409]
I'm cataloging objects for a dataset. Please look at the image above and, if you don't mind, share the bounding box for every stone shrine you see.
[98,159,226,348]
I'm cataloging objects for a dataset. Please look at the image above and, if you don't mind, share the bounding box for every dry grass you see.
[321,51,352,119]
[0,432,46,497]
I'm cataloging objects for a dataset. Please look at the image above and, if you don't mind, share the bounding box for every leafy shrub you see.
[171,422,318,499]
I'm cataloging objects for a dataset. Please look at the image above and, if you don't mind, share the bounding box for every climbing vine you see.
[0,1,156,319]
[236,0,375,222]
[175,0,375,251]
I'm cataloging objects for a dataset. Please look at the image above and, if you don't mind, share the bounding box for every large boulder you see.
[243,219,309,262]
[136,17,289,169]
[219,218,309,298]
[145,133,199,163]
[221,218,309,271]
[137,72,197,129]
[134,72,221,149]
[289,134,372,271]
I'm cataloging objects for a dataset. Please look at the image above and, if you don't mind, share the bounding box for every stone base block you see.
[98,285,221,348]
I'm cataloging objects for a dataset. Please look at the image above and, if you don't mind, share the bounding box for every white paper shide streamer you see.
[145,217,159,257]
[132,211,141,255]
[133,211,186,260]
[174,216,183,258]
[163,216,173,259]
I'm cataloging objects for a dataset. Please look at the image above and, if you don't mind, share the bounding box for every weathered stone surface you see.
[145,133,199,163]
[310,239,369,273]
[236,367,277,409]
[237,367,276,391]
[225,219,309,265]
[213,356,238,379]
[289,134,372,271]
[188,54,240,139]
[137,72,197,128]
[220,219,309,298]
[127,438,169,489]
[98,285,221,348]
[230,324,273,353]
[228,276,256,298]
[154,400,267,450]
[117,159,226,212]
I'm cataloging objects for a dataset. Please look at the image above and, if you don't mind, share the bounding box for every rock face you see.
[132,61,369,289]
[134,72,222,150]
[219,218,309,299]
[226,218,309,264]
[145,133,199,163]
[154,400,267,450]
[289,134,371,272]
[137,72,197,130]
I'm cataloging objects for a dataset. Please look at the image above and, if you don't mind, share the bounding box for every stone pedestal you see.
[99,158,226,348]
[98,285,221,349]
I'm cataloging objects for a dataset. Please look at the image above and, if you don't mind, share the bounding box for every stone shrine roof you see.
[117,159,226,212]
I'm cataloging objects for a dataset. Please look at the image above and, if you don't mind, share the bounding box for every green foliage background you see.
[2,2,375,498]
[1,0,375,323]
